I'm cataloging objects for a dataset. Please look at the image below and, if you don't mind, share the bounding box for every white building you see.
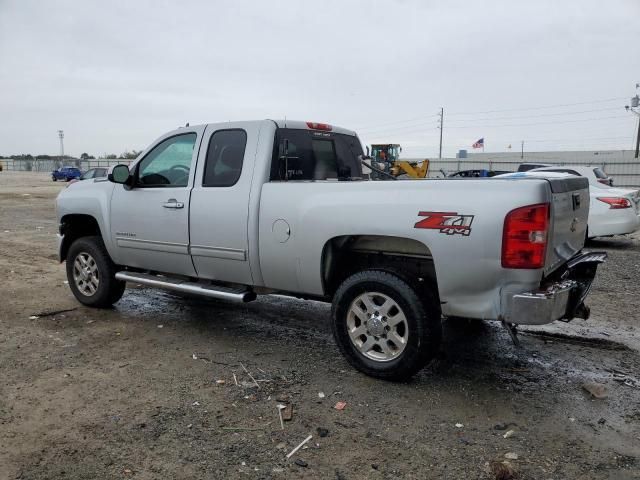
[407,149,640,187]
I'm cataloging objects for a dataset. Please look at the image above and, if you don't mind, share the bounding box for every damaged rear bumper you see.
[504,251,607,325]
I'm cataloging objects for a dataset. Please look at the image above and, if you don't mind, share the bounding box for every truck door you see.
[188,123,258,284]
[109,129,202,276]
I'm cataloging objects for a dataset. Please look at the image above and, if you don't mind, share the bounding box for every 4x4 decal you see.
[414,211,474,236]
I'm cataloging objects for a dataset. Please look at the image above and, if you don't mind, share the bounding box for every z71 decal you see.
[414,211,474,236]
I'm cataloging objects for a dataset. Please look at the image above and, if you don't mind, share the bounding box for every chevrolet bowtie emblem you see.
[570,218,579,233]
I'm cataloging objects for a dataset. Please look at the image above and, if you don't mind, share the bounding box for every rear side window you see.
[270,128,363,181]
[203,129,247,187]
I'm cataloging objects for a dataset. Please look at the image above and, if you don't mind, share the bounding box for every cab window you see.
[202,130,247,187]
[137,133,196,187]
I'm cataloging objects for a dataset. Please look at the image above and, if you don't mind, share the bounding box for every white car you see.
[529,165,613,187]
[497,170,640,239]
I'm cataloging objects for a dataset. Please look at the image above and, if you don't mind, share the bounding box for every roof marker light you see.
[306,122,332,131]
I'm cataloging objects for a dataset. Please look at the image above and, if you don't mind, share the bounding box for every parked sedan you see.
[529,165,614,187]
[495,171,640,239]
[52,166,82,182]
[67,167,108,186]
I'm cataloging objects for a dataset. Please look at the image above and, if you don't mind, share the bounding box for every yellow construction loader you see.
[368,144,429,179]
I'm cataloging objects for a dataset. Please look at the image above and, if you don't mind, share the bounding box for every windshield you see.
[371,145,399,163]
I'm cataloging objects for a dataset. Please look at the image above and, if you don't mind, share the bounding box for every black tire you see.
[52,177,57,182]
[331,270,442,381]
[66,236,126,308]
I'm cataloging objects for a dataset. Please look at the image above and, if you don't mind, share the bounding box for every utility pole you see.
[521,140,524,159]
[625,87,640,158]
[633,93,640,159]
[635,117,640,159]
[58,130,65,166]
[437,107,444,159]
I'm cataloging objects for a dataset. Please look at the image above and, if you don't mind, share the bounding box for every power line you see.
[446,96,626,116]
[445,106,622,124]
[446,114,628,129]
[357,104,626,135]
[354,114,438,132]
[525,135,630,143]
[403,136,630,147]
[361,114,629,137]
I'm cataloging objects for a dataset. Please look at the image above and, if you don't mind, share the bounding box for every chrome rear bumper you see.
[505,251,607,325]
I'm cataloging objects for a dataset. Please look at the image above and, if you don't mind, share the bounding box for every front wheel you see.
[52,177,57,181]
[66,236,126,307]
[331,270,442,380]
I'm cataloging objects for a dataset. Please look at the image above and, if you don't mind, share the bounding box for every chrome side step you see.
[115,271,256,303]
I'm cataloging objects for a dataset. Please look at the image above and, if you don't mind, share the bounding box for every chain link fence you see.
[0,158,132,173]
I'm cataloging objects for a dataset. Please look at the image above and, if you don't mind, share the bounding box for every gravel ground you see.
[0,171,639,480]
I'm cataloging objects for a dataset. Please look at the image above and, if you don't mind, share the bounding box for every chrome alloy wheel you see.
[72,252,99,296]
[346,292,409,362]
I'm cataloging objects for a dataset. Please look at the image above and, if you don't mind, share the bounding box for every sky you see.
[1,0,639,159]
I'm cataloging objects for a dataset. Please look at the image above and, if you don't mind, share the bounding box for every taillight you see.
[596,197,631,209]
[502,203,549,269]
[306,122,332,131]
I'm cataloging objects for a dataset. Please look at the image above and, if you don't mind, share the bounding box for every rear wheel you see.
[331,270,441,380]
[52,177,57,181]
[66,236,125,307]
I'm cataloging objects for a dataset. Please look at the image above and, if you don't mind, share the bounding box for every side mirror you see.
[108,164,130,184]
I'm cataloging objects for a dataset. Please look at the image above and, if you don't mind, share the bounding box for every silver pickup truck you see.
[56,120,606,379]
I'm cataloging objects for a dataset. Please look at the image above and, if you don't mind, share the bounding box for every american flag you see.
[472,138,484,149]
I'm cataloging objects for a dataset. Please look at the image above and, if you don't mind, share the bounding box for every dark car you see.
[448,169,511,178]
[517,162,552,172]
[52,166,82,182]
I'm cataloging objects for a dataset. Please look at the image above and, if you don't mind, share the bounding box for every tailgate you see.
[544,177,590,275]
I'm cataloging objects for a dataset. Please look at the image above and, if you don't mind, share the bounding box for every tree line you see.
[1,150,143,160]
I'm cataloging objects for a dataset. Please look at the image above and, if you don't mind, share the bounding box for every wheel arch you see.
[59,214,103,262]
[321,234,440,301]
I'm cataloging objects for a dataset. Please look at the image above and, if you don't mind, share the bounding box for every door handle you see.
[162,199,184,209]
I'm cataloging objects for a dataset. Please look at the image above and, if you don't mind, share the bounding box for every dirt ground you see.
[1,171,639,480]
